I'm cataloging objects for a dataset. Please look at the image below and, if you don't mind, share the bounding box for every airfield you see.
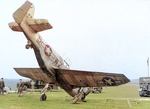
[0,83,150,109]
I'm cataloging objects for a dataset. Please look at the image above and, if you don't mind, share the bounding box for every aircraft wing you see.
[14,68,130,87]
[55,69,130,87]
[14,68,52,83]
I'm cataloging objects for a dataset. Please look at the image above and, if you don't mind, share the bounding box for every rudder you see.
[13,1,34,24]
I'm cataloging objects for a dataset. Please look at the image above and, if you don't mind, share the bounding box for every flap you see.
[55,69,130,87]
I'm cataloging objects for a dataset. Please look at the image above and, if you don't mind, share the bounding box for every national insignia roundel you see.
[102,77,116,86]
[44,45,52,57]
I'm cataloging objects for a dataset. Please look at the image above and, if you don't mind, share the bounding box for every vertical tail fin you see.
[9,1,52,32]
[13,1,34,24]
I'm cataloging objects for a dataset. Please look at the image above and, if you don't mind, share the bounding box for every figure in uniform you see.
[31,80,35,92]
[17,79,24,97]
[0,78,5,95]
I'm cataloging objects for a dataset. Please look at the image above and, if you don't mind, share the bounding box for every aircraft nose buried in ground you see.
[8,1,130,104]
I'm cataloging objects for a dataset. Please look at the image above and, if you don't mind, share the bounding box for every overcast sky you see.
[1,0,150,79]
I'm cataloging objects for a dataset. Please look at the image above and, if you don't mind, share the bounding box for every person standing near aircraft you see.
[31,80,35,92]
[17,79,24,97]
[0,78,5,95]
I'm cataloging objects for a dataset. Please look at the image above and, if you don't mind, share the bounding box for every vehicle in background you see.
[19,80,58,90]
[139,77,150,97]
[92,87,103,93]
[4,86,17,94]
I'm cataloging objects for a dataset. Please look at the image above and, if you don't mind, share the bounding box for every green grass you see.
[0,84,150,109]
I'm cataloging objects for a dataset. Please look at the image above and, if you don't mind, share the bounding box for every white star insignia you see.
[104,79,114,85]
[46,47,51,55]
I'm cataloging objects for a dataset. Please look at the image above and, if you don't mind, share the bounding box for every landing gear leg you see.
[71,95,79,104]
[71,87,93,104]
[40,83,50,101]
[81,87,93,102]
[71,87,84,104]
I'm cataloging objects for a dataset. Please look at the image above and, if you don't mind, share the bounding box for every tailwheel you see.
[25,44,30,49]
[40,93,47,101]
[25,40,32,49]
[71,95,79,104]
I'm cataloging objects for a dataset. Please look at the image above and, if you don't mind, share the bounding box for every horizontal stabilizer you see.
[14,68,52,83]
[8,22,22,32]
[9,19,53,32]
[27,19,53,32]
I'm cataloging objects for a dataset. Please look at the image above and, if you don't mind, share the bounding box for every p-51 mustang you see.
[9,1,130,103]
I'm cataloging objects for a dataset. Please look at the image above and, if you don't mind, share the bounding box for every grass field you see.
[0,84,150,109]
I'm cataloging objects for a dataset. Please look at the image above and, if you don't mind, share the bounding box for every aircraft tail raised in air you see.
[9,1,52,32]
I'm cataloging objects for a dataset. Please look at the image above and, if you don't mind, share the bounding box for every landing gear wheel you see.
[71,95,79,104]
[81,93,86,102]
[139,94,143,97]
[25,44,30,49]
[47,86,52,91]
[81,97,86,102]
[40,93,47,101]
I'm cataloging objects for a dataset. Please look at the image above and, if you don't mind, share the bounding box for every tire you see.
[25,44,30,49]
[40,93,47,101]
